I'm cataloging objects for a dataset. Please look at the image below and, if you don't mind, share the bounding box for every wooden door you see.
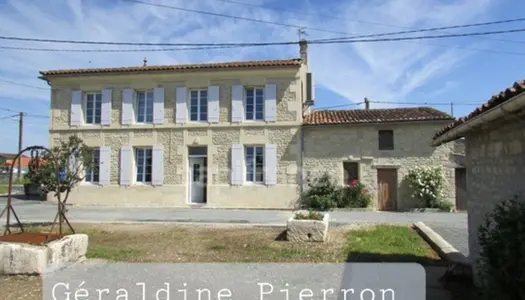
[377,169,398,211]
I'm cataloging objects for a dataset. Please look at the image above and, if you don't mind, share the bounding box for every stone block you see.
[0,234,89,275]
[46,234,89,272]
[0,242,48,275]
[286,211,329,242]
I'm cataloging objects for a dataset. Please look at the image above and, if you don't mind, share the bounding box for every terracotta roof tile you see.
[39,58,303,77]
[433,80,525,140]
[304,107,454,125]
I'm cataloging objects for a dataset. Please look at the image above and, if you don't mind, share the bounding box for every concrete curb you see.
[413,221,470,266]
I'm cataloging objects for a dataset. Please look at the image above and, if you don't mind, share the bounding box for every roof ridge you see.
[40,58,303,76]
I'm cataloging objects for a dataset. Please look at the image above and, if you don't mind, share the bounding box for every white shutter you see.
[265,144,277,185]
[152,145,164,186]
[101,88,112,125]
[175,86,187,123]
[67,151,77,173]
[71,90,82,126]
[120,146,132,185]
[99,146,111,185]
[208,85,220,123]
[231,144,243,185]
[231,84,244,122]
[122,88,134,125]
[153,87,165,124]
[264,83,277,122]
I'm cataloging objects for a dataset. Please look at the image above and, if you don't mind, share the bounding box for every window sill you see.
[81,182,100,186]
[243,182,266,187]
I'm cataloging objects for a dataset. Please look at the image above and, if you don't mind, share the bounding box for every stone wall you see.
[465,116,525,282]
[303,122,459,210]
[49,127,301,208]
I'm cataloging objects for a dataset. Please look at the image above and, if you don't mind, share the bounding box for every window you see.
[135,148,152,183]
[343,162,359,185]
[378,130,394,150]
[245,87,264,121]
[192,164,201,182]
[85,92,102,124]
[190,90,208,121]
[136,91,154,123]
[245,146,264,183]
[85,148,100,183]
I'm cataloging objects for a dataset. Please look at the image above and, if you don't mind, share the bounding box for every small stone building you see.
[432,79,525,281]
[303,106,463,211]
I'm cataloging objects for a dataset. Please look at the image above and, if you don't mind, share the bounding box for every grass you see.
[0,185,7,194]
[17,223,439,263]
[0,223,450,300]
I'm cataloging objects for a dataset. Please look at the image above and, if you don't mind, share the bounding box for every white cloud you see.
[0,0,497,151]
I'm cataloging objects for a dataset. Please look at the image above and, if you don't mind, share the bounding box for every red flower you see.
[351,179,358,186]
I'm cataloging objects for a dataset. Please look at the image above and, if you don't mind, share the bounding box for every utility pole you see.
[298,28,307,40]
[17,112,23,179]
[450,102,454,117]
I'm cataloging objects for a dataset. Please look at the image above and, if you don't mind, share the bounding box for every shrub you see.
[406,166,447,208]
[299,173,340,211]
[299,173,371,210]
[339,180,372,208]
[294,210,324,220]
[477,196,525,300]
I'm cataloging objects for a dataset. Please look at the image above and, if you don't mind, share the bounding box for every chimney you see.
[143,57,148,67]
[299,39,308,65]
[364,97,370,109]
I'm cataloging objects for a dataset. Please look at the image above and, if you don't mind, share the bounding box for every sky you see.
[0,0,525,153]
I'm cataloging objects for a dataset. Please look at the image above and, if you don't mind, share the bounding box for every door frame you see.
[187,155,207,204]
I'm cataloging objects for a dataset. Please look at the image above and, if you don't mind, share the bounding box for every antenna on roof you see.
[143,57,147,67]
[298,28,307,41]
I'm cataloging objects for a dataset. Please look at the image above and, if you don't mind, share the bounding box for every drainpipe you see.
[299,126,305,201]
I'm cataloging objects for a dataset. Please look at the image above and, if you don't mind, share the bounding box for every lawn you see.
[0,185,8,194]
[0,223,442,299]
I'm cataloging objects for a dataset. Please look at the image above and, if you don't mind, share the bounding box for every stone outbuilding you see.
[303,106,464,211]
[432,79,525,281]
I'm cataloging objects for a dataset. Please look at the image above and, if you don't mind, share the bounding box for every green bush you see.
[477,196,525,300]
[406,166,447,208]
[339,180,372,208]
[294,210,324,220]
[299,173,371,210]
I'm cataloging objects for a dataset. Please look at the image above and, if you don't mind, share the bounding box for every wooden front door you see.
[377,169,398,211]
[455,168,467,211]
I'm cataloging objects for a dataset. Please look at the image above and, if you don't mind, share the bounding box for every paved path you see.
[0,195,469,257]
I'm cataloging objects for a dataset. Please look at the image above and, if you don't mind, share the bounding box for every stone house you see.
[432,79,525,280]
[40,41,313,208]
[303,106,463,211]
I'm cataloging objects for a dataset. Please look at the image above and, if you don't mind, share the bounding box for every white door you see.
[189,157,205,203]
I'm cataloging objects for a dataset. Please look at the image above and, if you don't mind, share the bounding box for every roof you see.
[39,58,303,77]
[0,153,28,159]
[433,80,525,140]
[303,107,454,125]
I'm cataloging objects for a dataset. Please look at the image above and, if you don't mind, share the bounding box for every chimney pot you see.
[364,97,370,109]
[299,40,308,65]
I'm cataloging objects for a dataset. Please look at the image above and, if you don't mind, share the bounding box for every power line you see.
[0,114,18,120]
[0,79,49,90]
[0,45,243,52]
[209,0,525,45]
[0,108,49,119]
[2,27,525,48]
[315,18,525,42]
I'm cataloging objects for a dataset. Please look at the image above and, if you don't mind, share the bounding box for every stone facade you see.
[302,122,461,210]
[48,66,307,208]
[465,116,525,281]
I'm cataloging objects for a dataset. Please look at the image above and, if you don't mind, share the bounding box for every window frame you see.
[83,92,102,125]
[244,87,265,121]
[378,130,394,150]
[84,148,100,184]
[135,90,154,124]
[343,161,359,186]
[188,89,208,122]
[244,145,265,184]
[135,147,153,184]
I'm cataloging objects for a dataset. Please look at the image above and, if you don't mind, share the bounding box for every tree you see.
[25,135,95,205]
